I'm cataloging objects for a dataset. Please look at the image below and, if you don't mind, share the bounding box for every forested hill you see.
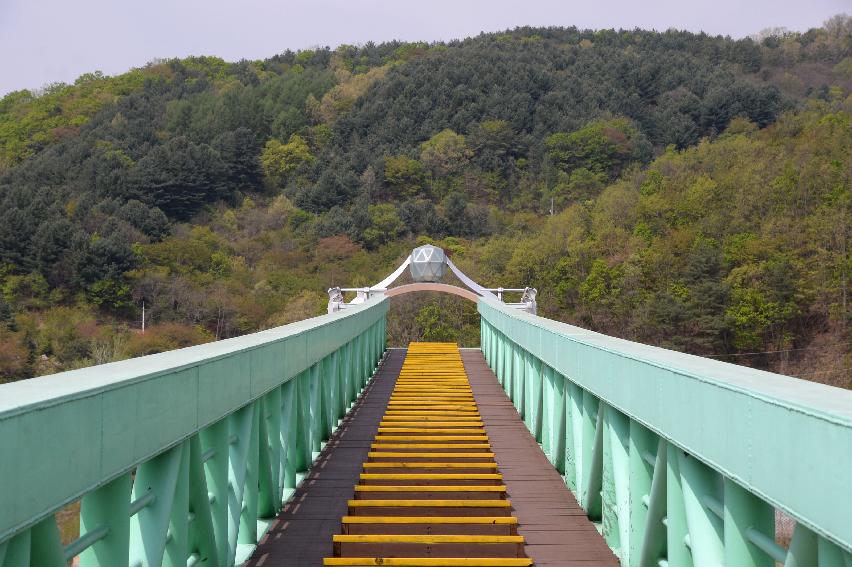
[0,20,850,387]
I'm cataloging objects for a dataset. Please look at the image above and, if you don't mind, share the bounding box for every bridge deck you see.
[246,346,617,566]
[463,350,618,566]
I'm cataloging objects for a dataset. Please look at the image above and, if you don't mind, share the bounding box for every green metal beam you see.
[0,297,388,566]
[479,297,852,556]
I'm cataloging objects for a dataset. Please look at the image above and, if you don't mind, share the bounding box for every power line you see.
[704,345,843,358]
[792,367,851,378]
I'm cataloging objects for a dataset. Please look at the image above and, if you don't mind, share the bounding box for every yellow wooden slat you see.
[341,516,517,524]
[363,462,498,469]
[383,410,480,414]
[378,422,485,427]
[333,534,524,543]
[354,485,506,493]
[381,416,482,421]
[389,394,475,404]
[370,443,491,449]
[389,392,468,396]
[377,428,486,434]
[348,499,511,507]
[387,402,478,406]
[375,435,489,441]
[388,402,476,407]
[366,452,496,458]
[324,343,530,567]
[324,559,532,566]
[360,473,502,480]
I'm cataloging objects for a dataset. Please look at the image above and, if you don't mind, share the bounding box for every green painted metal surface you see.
[0,297,388,566]
[479,296,852,566]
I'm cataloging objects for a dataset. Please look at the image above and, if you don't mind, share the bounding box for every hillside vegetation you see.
[0,20,849,387]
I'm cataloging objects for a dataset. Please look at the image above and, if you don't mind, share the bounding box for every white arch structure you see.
[327,244,537,315]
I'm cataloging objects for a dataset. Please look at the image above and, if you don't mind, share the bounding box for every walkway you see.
[463,350,618,566]
[246,345,618,566]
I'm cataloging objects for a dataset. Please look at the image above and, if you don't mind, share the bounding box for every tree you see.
[545,118,648,179]
[32,218,78,286]
[128,137,227,219]
[0,329,29,382]
[415,303,458,342]
[361,204,405,249]
[260,134,314,187]
[469,119,515,171]
[420,129,472,177]
[117,200,170,239]
[398,199,447,236]
[383,156,426,198]
[213,127,263,192]
[579,259,624,328]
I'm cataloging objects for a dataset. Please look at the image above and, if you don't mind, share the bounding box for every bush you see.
[125,323,212,357]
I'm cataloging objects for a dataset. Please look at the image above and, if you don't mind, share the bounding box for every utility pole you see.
[550,197,554,216]
[141,301,145,334]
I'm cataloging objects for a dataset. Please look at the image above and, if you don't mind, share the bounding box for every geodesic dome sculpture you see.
[328,243,536,314]
[409,244,446,283]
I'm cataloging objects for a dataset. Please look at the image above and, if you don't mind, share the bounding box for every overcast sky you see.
[0,0,847,96]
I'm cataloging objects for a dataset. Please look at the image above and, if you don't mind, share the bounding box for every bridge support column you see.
[188,435,219,566]
[666,443,694,567]
[550,369,567,474]
[344,341,355,410]
[512,345,524,416]
[679,451,724,566]
[581,395,603,519]
[29,516,65,567]
[492,329,500,383]
[636,438,667,567]
[525,354,543,442]
[785,523,818,567]
[79,473,131,567]
[565,380,584,494]
[724,477,774,567]
[128,442,186,567]
[226,405,256,561]
[603,405,630,562]
[627,422,656,567]
[259,389,282,518]
[0,526,31,566]
[308,363,323,457]
[201,418,229,562]
[237,406,259,548]
[296,370,312,471]
[280,379,298,496]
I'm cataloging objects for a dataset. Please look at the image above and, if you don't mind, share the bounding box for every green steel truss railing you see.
[0,297,388,567]
[479,297,852,567]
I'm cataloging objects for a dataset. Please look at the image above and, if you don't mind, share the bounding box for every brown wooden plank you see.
[462,350,620,567]
[246,346,619,566]
[244,350,404,567]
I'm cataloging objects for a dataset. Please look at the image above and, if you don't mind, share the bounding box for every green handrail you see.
[0,297,388,567]
[479,296,852,567]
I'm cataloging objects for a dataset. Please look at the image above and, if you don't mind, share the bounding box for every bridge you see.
[0,245,850,567]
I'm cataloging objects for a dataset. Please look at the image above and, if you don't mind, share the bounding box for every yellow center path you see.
[324,342,532,567]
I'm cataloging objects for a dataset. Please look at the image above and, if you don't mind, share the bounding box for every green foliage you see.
[0,328,30,382]
[420,129,472,177]
[87,279,134,311]
[2,272,49,309]
[260,134,315,187]
[0,24,849,386]
[0,68,151,168]
[383,156,426,197]
[415,304,458,342]
[362,204,405,249]
[128,136,229,219]
[545,118,649,179]
[125,323,213,356]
